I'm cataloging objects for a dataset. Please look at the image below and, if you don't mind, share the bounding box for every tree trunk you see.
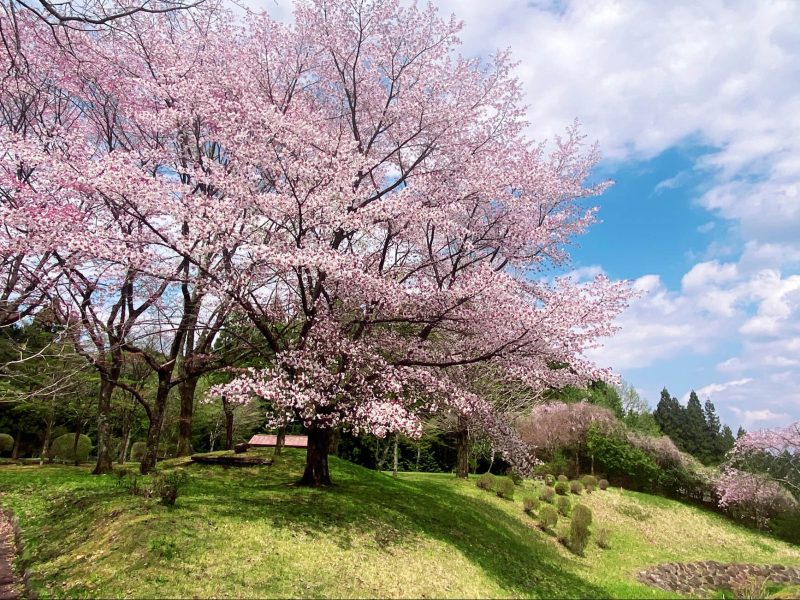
[392,434,398,478]
[92,375,116,474]
[455,429,469,479]
[224,405,234,451]
[72,420,83,466]
[11,424,21,460]
[416,443,421,472]
[176,376,198,456]
[140,384,169,475]
[299,428,333,486]
[39,405,54,467]
[329,428,341,456]
[118,424,131,465]
[274,425,286,456]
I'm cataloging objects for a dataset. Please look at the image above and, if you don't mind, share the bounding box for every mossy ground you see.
[0,450,798,598]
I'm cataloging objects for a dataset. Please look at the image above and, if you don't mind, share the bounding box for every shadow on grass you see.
[179,452,603,598]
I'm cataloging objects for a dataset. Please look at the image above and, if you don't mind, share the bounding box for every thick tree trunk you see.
[72,420,83,466]
[176,376,198,456]
[455,429,469,479]
[92,375,116,474]
[140,383,169,475]
[274,425,286,456]
[299,428,333,486]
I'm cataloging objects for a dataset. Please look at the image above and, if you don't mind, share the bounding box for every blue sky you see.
[255,0,800,432]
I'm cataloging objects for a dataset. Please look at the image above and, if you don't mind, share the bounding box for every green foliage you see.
[538,505,558,532]
[533,453,571,479]
[49,433,92,463]
[554,481,570,495]
[494,477,515,500]
[569,480,584,495]
[522,495,539,514]
[580,475,597,488]
[476,472,495,491]
[0,433,14,455]
[539,486,555,503]
[557,495,571,517]
[544,474,556,487]
[506,469,523,486]
[598,479,609,490]
[557,474,569,482]
[770,509,800,545]
[585,425,659,488]
[567,504,593,556]
[154,470,189,506]
[595,526,611,549]
[130,441,146,462]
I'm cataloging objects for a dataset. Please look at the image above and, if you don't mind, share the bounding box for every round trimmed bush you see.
[494,476,515,499]
[557,495,571,517]
[538,505,558,531]
[539,486,556,503]
[598,478,609,490]
[580,475,598,492]
[554,481,570,495]
[130,441,147,462]
[50,433,92,463]
[568,504,593,555]
[544,474,556,487]
[557,474,569,482]
[0,433,14,456]
[570,480,584,495]
[523,495,540,514]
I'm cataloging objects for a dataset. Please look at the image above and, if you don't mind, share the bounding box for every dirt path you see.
[0,511,20,600]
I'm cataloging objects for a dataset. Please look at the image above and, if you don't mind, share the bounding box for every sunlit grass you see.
[1,452,798,598]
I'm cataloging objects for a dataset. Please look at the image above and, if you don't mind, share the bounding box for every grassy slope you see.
[0,450,798,599]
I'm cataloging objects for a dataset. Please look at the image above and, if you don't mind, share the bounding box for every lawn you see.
[0,451,798,598]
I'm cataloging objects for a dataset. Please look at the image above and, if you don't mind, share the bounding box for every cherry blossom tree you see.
[715,422,799,528]
[2,0,632,485]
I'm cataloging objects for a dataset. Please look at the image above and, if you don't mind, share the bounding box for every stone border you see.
[637,561,800,597]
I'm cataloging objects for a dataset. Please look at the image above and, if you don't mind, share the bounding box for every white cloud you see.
[697,221,716,234]
[684,378,754,403]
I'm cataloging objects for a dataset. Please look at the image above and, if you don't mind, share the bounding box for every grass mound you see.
[1,453,799,598]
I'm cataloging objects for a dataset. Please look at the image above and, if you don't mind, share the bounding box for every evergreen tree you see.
[737,426,747,439]
[654,387,686,446]
[720,425,736,456]
[685,391,708,459]
[703,397,724,463]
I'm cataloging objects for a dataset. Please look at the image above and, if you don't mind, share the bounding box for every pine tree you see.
[737,426,747,439]
[703,398,724,463]
[720,425,736,456]
[654,387,687,448]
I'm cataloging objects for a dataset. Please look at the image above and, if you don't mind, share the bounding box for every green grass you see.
[1,452,798,598]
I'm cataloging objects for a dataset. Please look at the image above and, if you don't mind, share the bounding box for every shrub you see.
[598,478,609,490]
[586,425,659,489]
[539,486,555,503]
[476,472,495,491]
[522,495,540,514]
[0,433,13,455]
[494,476,515,499]
[554,481,569,495]
[557,495,571,517]
[557,474,569,482]
[567,504,593,555]
[544,474,556,487]
[538,505,558,532]
[130,441,147,462]
[570,480,584,495]
[595,526,611,549]
[507,468,523,486]
[580,475,598,488]
[153,470,189,506]
[49,433,92,463]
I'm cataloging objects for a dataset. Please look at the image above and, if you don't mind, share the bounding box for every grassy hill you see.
[1,450,798,598]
